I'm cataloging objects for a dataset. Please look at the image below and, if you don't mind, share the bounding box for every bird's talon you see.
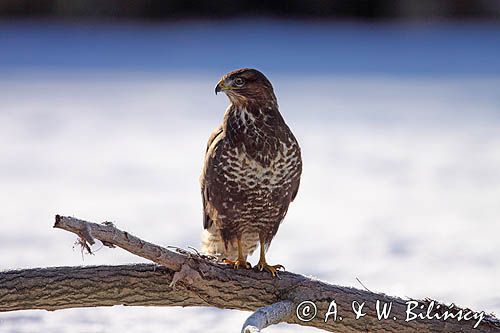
[255,262,284,277]
[223,259,252,270]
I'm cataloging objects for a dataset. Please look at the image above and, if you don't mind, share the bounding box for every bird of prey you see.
[200,68,302,276]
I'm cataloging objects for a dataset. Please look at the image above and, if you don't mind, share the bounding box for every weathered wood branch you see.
[0,264,190,311]
[241,300,294,333]
[0,215,498,333]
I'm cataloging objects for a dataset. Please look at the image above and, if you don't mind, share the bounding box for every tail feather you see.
[201,229,258,261]
[201,229,237,260]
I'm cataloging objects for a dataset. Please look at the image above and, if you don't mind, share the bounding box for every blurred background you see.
[0,1,499,332]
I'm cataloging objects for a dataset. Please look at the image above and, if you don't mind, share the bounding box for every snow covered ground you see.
[0,20,499,332]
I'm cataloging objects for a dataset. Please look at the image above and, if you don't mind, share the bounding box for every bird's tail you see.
[201,229,259,261]
[201,229,237,260]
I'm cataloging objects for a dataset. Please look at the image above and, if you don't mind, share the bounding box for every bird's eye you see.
[234,77,245,87]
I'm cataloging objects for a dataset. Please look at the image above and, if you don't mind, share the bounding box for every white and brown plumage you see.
[200,68,302,276]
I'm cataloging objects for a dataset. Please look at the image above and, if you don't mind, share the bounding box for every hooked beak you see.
[215,78,226,95]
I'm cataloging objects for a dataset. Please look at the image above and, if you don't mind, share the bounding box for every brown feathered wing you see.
[200,125,223,230]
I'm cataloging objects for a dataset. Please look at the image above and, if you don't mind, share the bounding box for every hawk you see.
[200,68,302,276]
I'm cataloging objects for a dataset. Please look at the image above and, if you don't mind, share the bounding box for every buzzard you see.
[200,68,302,276]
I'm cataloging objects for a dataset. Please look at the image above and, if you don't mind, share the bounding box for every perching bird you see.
[200,68,302,276]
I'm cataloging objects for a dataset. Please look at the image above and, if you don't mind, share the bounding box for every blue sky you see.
[1,20,499,76]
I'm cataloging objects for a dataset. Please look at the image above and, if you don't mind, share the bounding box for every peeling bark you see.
[0,215,497,333]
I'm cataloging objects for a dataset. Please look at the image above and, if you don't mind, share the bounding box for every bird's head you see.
[215,68,276,106]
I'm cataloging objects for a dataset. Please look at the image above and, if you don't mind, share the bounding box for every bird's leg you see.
[223,238,251,269]
[255,236,284,277]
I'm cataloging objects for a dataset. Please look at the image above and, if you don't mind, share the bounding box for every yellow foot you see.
[256,261,285,277]
[223,258,252,270]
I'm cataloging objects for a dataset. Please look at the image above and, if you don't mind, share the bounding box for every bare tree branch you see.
[241,300,294,333]
[0,215,498,333]
[0,264,186,311]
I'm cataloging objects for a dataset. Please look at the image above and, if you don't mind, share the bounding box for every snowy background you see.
[0,20,499,332]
